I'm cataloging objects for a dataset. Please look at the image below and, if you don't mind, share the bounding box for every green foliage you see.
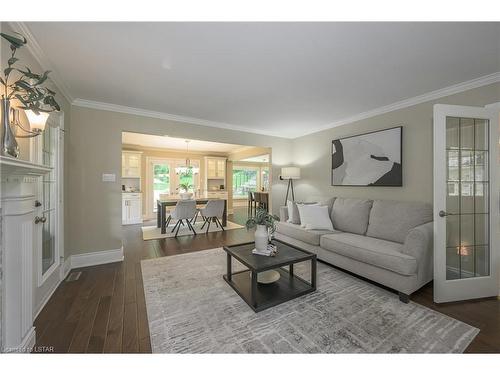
[232,168,258,197]
[0,32,59,113]
[153,164,170,192]
[245,208,280,234]
[178,167,194,192]
[178,182,194,192]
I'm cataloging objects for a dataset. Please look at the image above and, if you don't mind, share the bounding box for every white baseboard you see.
[71,246,124,269]
[6,327,36,353]
[33,257,71,319]
[60,256,72,280]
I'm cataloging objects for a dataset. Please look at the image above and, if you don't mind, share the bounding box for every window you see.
[178,167,195,192]
[153,163,170,212]
[261,167,270,191]
[232,167,258,199]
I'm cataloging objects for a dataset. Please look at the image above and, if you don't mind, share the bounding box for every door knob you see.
[34,200,42,207]
[35,216,47,224]
[438,210,448,217]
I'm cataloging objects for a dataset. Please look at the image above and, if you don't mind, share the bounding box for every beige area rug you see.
[141,248,479,353]
[141,220,244,240]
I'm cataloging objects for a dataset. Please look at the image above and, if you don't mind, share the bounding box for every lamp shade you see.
[281,167,300,179]
[25,110,49,131]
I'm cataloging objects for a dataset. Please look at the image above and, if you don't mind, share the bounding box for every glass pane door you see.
[445,117,489,280]
[41,124,57,275]
[433,104,498,303]
[152,162,170,212]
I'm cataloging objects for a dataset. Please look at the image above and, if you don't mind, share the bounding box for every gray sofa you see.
[275,197,433,302]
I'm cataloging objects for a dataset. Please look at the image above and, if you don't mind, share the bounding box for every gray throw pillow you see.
[331,198,373,235]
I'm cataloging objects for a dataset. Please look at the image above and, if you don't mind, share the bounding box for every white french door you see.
[433,104,499,303]
[144,157,200,219]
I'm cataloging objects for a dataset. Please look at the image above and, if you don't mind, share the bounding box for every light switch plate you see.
[102,173,116,182]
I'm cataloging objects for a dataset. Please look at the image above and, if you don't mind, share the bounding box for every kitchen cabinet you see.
[122,193,142,224]
[206,191,228,199]
[122,151,142,178]
[205,157,226,179]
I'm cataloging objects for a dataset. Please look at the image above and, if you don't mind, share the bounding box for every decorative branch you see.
[0,32,60,113]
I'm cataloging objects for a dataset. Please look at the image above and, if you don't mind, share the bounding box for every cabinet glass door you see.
[217,160,225,177]
[41,124,58,275]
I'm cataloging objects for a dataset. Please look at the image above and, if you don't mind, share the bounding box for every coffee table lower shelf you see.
[223,268,315,312]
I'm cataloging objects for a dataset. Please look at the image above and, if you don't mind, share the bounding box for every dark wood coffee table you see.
[223,239,317,312]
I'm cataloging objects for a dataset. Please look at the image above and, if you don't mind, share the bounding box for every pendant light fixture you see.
[175,140,200,175]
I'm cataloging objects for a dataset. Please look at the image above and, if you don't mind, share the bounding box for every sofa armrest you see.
[402,222,433,281]
[279,206,289,222]
[402,222,433,259]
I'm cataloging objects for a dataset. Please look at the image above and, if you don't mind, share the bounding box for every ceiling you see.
[23,22,500,138]
[122,132,250,153]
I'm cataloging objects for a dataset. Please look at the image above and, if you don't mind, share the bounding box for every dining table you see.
[156,194,227,234]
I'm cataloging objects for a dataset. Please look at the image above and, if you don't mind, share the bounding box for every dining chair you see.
[199,200,225,233]
[258,192,269,212]
[247,191,255,217]
[169,200,197,237]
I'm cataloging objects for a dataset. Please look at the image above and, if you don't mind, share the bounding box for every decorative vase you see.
[1,98,19,158]
[254,224,269,252]
[180,192,193,200]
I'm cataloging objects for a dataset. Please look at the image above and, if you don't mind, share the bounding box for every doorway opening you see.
[121,131,272,229]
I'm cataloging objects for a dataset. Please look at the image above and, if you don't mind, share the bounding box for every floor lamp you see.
[280,167,301,205]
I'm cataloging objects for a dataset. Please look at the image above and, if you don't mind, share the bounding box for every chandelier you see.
[175,140,200,175]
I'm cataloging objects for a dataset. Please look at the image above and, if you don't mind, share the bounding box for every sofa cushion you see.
[320,233,417,275]
[331,198,373,235]
[366,200,433,244]
[316,197,335,216]
[276,221,338,246]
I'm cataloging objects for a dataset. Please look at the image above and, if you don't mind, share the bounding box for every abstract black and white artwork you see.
[331,126,402,186]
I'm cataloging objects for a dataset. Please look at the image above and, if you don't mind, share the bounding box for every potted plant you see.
[178,182,194,199]
[245,208,280,252]
[1,32,60,158]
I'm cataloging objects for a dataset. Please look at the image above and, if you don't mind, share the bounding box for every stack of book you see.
[252,243,278,257]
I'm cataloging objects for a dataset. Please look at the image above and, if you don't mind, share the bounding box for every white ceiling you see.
[23,22,500,138]
[122,132,249,153]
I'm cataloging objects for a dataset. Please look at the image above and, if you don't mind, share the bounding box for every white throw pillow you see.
[297,204,334,231]
[286,200,301,224]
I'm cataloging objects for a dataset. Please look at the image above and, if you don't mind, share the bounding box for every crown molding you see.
[72,98,287,139]
[8,22,74,103]
[73,72,500,140]
[295,71,500,138]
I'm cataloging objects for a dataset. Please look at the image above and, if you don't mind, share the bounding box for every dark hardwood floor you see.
[33,207,499,353]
